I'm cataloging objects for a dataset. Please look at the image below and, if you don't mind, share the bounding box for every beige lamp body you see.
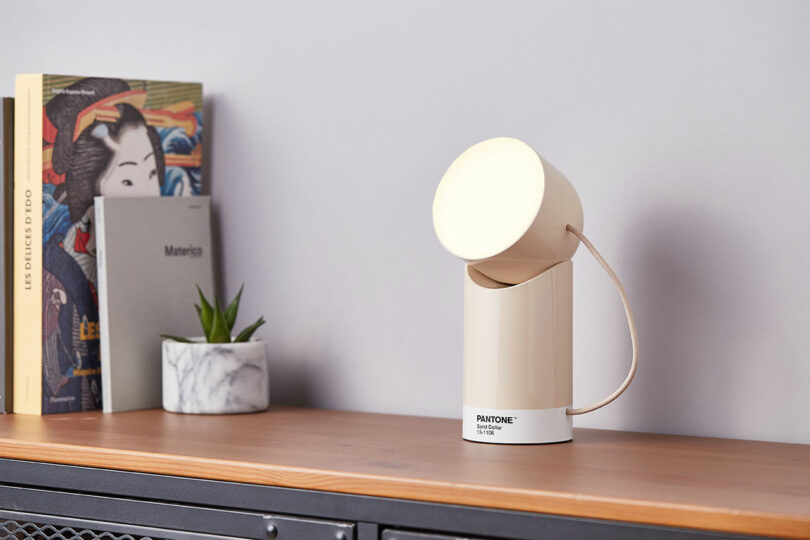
[434,137,637,444]
[464,262,573,443]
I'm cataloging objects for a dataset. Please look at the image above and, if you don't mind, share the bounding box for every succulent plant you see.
[161,285,265,343]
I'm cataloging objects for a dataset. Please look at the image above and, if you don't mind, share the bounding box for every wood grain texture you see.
[0,407,808,538]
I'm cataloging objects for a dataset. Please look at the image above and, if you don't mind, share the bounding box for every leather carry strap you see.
[565,224,639,416]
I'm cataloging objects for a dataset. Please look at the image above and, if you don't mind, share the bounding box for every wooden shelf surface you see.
[0,407,808,538]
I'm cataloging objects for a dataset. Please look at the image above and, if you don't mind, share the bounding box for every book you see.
[96,196,213,413]
[1,98,12,413]
[13,75,203,414]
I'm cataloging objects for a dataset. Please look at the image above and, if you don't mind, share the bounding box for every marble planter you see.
[162,338,269,414]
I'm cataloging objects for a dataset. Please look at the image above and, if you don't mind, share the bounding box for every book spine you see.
[1,98,12,413]
[13,75,43,415]
[95,197,112,413]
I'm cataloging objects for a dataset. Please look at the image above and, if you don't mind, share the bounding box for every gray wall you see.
[1,1,808,444]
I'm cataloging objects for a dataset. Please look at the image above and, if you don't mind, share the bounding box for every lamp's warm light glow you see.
[432,137,545,262]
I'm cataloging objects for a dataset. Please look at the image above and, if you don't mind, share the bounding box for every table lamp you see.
[433,137,638,444]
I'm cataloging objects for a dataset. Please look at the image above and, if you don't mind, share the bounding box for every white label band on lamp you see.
[462,405,572,444]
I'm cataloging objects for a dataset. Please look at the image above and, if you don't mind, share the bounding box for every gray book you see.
[95,196,214,413]
[1,98,12,413]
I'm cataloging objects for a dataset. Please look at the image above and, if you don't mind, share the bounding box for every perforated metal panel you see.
[0,520,167,540]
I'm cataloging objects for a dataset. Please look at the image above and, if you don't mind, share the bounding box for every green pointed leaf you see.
[224,284,244,331]
[208,299,232,343]
[160,334,194,343]
[234,317,266,343]
[196,285,213,337]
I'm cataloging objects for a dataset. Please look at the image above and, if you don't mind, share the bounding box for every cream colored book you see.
[13,75,44,414]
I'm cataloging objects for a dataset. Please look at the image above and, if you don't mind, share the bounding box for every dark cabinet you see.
[0,407,798,539]
[0,459,773,540]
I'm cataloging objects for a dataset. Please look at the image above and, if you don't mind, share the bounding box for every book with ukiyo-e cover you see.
[13,74,203,414]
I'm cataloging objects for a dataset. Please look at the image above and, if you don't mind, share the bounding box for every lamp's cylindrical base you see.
[464,260,573,444]
[462,405,572,444]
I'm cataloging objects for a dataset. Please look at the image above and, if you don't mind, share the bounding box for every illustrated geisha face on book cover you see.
[40,75,203,413]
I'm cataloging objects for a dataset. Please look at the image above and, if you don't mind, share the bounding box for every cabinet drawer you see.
[382,530,484,540]
[0,511,249,540]
[0,486,355,540]
[0,510,355,540]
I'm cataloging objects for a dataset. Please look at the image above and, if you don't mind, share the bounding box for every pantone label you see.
[462,405,572,444]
